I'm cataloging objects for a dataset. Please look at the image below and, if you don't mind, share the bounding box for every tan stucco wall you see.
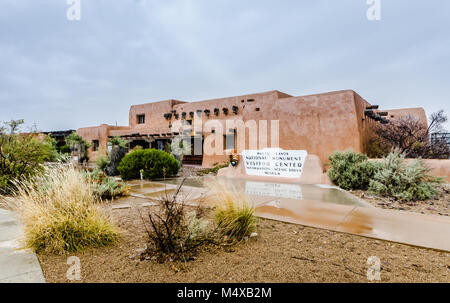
[77,124,130,160]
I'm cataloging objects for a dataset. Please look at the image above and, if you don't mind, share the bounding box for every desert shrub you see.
[93,176,130,200]
[198,162,229,176]
[142,179,212,262]
[368,150,443,201]
[118,149,180,180]
[0,120,57,194]
[54,152,71,163]
[211,181,256,241]
[327,150,380,190]
[58,144,71,154]
[83,168,129,200]
[96,154,110,171]
[109,136,129,148]
[3,164,119,253]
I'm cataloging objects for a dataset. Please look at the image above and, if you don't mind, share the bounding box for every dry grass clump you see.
[3,164,119,254]
[209,180,257,241]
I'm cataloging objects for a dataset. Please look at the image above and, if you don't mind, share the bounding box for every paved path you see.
[254,197,450,252]
[0,209,45,283]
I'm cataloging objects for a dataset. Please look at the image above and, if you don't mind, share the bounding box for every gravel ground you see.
[177,165,204,178]
[352,184,450,217]
[37,196,450,283]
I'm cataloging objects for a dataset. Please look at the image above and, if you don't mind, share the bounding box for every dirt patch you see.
[37,196,450,283]
[352,184,450,217]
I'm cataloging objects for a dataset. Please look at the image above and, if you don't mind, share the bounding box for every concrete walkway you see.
[0,209,45,283]
[255,197,450,252]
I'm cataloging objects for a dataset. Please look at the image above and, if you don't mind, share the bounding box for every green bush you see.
[109,136,129,148]
[0,120,57,194]
[58,144,71,154]
[368,150,443,201]
[327,150,379,190]
[96,154,110,171]
[117,149,180,180]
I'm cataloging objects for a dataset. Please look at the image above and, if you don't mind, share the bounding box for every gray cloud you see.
[1,0,449,131]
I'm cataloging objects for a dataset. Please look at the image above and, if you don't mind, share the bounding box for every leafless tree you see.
[374,110,449,159]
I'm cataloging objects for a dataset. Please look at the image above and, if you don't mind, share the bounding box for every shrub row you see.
[328,150,443,201]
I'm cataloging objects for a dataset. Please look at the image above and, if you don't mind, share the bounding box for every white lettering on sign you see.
[245,181,303,199]
[242,148,307,178]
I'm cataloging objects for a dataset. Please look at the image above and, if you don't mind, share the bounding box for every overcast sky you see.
[1,0,449,131]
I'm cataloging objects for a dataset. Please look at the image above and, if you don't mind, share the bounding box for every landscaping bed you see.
[37,196,450,283]
[353,184,450,217]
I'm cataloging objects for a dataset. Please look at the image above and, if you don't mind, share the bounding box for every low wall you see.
[217,154,332,185]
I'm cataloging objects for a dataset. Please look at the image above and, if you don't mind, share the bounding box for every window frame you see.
[137,114,146,124]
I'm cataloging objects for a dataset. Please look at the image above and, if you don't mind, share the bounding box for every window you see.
[224,133,235,150]
[137,114,145,124]
[92,140,99,151]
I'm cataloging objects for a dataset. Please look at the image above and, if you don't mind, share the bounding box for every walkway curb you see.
[0,209,46,283]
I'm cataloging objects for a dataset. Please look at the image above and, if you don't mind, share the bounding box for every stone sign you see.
[242,148,307,178]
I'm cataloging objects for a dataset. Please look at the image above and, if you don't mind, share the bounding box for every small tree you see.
[373,110,449,159]
[104,136,129,176]
[66,132,91,165]
[109,136,129,148]
[0,120,56,194]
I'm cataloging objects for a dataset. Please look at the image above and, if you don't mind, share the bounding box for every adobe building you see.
[76,89,427,168]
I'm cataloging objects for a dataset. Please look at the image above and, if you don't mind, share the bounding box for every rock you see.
[293,230,298,234]
[112,204,131,210]
[375,240,381,244]
[250,232,258,238]
[297,239,303,243]
[129,254,137,259]
[135,247,146,254]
